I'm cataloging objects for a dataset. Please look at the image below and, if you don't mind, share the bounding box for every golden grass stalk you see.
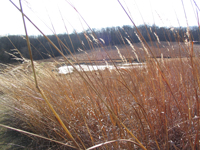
[18,0,80,148]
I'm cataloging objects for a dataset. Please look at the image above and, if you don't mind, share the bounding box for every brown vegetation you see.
[0,0,200,149]
[1,44,200,149]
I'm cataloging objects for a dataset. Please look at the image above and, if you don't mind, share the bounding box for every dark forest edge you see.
[0,24,199,63]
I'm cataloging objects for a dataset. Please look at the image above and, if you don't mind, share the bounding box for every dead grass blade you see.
[0,123,77,149]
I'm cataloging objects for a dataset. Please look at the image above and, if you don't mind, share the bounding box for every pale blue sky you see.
[1,0,200,36]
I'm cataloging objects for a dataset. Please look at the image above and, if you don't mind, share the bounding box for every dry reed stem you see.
[18,0,81,148]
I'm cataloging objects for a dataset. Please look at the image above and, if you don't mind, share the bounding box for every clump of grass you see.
[0,0,200,149]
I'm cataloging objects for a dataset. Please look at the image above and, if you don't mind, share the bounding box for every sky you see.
[1,0,200,36]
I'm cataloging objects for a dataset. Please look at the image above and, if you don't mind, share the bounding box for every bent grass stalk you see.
[0,123,77,149]
[18,0,81,149]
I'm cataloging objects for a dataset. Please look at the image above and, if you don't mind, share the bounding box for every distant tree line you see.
[0,25,199,63]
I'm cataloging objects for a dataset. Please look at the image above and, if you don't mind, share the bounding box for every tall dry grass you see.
[0,0,200,149]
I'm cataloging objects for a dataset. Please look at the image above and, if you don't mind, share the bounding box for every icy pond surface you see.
[58,63,145,74]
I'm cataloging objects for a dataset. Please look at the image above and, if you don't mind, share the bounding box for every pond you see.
[58,63,145,74]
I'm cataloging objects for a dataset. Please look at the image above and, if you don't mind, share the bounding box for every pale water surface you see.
[58,63,145,74]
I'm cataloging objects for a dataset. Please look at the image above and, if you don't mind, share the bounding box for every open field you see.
[1,41,199,76]
[36,41,200,64]
[1,41,196,75]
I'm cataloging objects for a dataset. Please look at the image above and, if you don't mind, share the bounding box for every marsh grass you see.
[0,0,200,149]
